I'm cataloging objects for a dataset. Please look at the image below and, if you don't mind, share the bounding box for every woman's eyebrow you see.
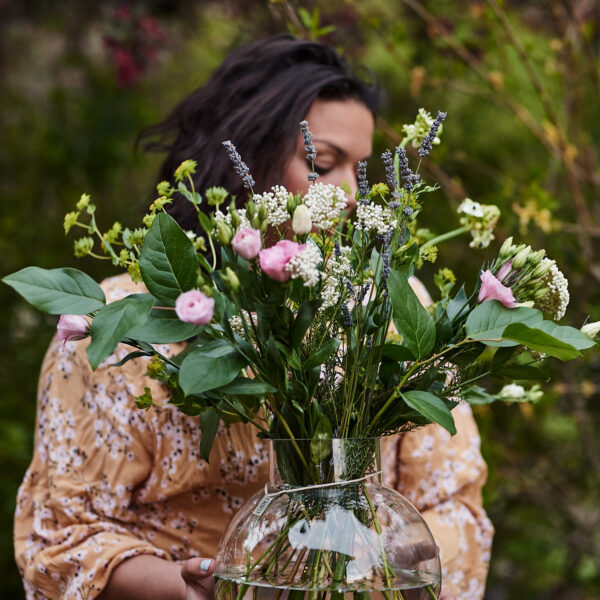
[314,139,372,162]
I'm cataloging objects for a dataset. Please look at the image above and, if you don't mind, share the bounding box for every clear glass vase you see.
[215,438,442,600]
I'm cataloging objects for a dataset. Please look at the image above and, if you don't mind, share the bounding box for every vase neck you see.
[268,437,382,487]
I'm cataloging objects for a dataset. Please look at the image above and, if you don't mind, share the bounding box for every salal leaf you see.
[126,317,204,343]
[302,337,341,370]
[291,300,321,347]
[388,270,436,360]
[527,321,596,351]
[465,301,543,347]
[382,343,414,362]
[502,323,580,361]
[401,390,456,435]
[139,213,198,305]
[87,295,155,369]
[446,285,470,322]
[179,340,247,395]
[3,267,105,314]
[200,408,220,462]
[462,386,497,405]
[310,416,333,464]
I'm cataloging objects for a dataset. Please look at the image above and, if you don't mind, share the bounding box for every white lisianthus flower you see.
[581,321,600,340]
[302,183,347,230]
[292,205,312,235]
[498,384,526,399]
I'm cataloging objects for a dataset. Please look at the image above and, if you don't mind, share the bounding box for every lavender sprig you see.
[381,232,392,285]
[418,110,447,157]
[397,147,420,192]
[299,120,319,183]
[222,141,255,190]
[357,160,369,204]
[381,150,399,198]
[341,303,353,328]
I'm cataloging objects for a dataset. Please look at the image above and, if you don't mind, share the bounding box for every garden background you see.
[1,1,598,598]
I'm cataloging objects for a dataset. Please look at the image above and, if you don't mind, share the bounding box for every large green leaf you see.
[465,301,543,347]
[291,300,321,347]
[3,267,105,314]
[527,321,596,351]
[179,340,247,395]
[401,390,456,435]
[502,323,580,361]
[216,378,277,395]
[87,295,155,369]
[302,337,341,370]
[388,270,436,360]
[139,213,198,305]
[126,317,204,343]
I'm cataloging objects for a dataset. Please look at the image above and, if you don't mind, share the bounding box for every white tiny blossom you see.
[302,183,347,230]
[538,259,569,320]
[354,202,396,236]
[229,316,245,337]
[286,242,321,287]
[253,185,292,227]
[469,229,495,249]
[213,208,250,233]
[320,246,353,310]
[457,198,484,218]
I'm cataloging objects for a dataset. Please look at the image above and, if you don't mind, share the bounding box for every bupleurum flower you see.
[253,186,292,227]
[354,202,397,236]
[302,183,347,230]
[537,259,570,321]
[285,241,322,287]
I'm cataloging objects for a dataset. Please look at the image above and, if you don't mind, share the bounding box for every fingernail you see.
[200,559,212,572]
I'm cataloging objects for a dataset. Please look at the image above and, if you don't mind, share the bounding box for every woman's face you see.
[284,98,375,210]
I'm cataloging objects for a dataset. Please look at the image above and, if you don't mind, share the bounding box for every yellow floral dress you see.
[14,274,493,599]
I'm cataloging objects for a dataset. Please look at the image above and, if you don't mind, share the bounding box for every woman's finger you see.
[181,558,215,600]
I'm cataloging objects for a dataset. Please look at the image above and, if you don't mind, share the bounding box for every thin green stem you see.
[421,225,470,249]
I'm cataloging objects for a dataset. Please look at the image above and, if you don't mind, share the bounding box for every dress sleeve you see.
[382,402,494,600]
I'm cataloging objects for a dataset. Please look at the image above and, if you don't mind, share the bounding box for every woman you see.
[14,35,492,600]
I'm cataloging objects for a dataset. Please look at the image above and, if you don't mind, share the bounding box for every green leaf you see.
[465,301,543,347]
[310,416,333,464]
[126,317,204,343]
[200,408,220,462]
[3,267,105,314]
[87,295,155,369]
[109,351,153,367]
[216,378,277,395]
[139,213,198,305]
[502,323,580,361]
[462,386,497,405]
[401,390,456,435]
[527,321,596,351]
[382,343,415,362]
[291,300,321,347]
[446,285,469,322]
[302,337,341,370]
[388,270,436,360]
[179,340,247,395]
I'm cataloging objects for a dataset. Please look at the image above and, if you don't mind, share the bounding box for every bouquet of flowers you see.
[4,111,597,599]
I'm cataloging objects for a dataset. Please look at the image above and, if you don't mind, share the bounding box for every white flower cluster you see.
[302,183,347,230]
[213,208,251,233]
[498,383,543,402]
[286,242,322,287]
[458,198,500,249]
[354,202,397,236]
[320,246,353,310]
[538,259,570,321]
[253,185,292,227]
[229,310,254,338]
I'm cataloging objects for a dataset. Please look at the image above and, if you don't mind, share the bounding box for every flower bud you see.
[245,200,256,221]
[231,227,261,260]
[499,236,514,259]
[581,321,600,340]
[531,260,553,279]
[292,205,312,235]
[222,267,241,292]
[230,209,241,229]
[529,249,545,266]
[56,315,90,344]
[258,204,269,222]
[215,221,233,245]
[512,246,531,269]
[175,289,214,325]
[534,286,550,299]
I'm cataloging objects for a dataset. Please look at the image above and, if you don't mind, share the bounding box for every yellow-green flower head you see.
[149,196,172,213]
[103,222,123,245]
[76,193,91,211]
[73,236,94,258]
[64,211,79,234]
[370,182,389,197]
[128,262,142,283]
[146,355,166,379]
[118,249,130,267]
[205,186,229,207]
[174,160,197,182]
[156,181,173,197]
[135,387,154,410]
[143,213,156,228]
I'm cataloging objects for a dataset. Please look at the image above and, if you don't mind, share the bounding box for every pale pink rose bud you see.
[231,227,261,260]
[496,260,513,283]
[175,289,215,325]
[478,269,518,308]
[56,314,90,343]
[292,205,312,235]
[259,240,304,282]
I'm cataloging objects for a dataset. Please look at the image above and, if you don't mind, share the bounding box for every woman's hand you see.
[181,557,216,600]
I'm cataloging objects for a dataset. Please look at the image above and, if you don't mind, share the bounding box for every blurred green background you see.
[1,1,598,598]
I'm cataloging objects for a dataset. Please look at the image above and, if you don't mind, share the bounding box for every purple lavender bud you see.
[381,150,398,193]
[334,241,341,257]
[397,147,420,192]
[222,140,255,189]
[343,277,355,296]
[357,160,369,200]
[403,206,414,216]
[307,172,319,182]
[418,111,447,157]
[341,303,353,328]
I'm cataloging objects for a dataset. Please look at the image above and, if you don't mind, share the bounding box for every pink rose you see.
[231,227,262,260]
[259,240,305,282]
[478,270,518,308]
[175,290,215,324]
[56,314,90,344]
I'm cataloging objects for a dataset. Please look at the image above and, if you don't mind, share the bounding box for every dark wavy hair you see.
[138,34,383,232]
